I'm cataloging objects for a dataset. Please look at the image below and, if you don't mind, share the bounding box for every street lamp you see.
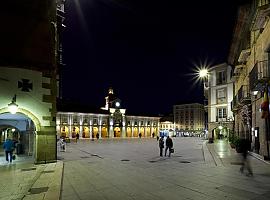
[8,95,18,114]
[199,68,208,78]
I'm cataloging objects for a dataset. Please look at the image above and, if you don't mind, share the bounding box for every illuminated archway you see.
[60,126,69,138]
[72,126,79,138]
[140,127,145,137]
[0,108,40,158]
[101,127,108,138]
[114,127,121,137]
[126,127,132,137]
[133,127,138,137]
[92,127,98,138]
[0,107,41,131]
[146,127,151,137]
[83,127,90,138]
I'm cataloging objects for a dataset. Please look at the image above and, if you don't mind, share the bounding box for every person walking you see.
[159,136,164,157]
[240,138,253,176]
[75,133,79,143]
[3,138,15,163]
[165,136,173,157]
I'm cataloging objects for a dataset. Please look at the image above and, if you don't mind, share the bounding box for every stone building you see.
[204,63,234,140]
[0,1,65,163]
[228,0,270,159]
[173,103,205,136]
[56,88,160,139]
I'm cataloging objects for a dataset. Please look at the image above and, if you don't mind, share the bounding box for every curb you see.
[23,161,64,200]
[202,140,217,167]
[249,151,270,165]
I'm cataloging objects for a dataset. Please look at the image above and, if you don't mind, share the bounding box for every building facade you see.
[159,115,175,137]
[204,63,234,140]
[57,88,160,139]
[229,0,270,159]
[0,1,65,163]
[173,103,205,136]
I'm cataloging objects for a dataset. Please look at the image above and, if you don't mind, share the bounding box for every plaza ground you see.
[0,137,270,200]
[59,137,270,200]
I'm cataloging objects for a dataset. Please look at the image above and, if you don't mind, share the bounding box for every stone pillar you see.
[122,127,126,138]
[109,125,114,138]
[79,125,83,139]
[69,125,72,139]
[98,125,102,139]
[35,126,56,164]
[90,125,93,140]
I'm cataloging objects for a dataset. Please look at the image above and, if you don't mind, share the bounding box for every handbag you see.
[12,154,16,160]
[170,148,174,153]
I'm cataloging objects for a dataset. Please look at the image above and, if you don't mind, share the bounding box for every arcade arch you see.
[0,111,40,162]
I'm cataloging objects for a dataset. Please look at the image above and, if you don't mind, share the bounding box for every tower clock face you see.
[115,101,120,107]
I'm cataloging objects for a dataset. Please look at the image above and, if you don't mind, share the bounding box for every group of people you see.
[158,136,173,157]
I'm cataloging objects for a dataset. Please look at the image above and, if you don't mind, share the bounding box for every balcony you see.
[252,1,270,31]
[216,116,227,123]
[249,60,270,91]
[237,85,251,104]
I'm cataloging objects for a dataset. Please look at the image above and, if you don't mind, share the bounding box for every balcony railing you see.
[249,60,270,91]
[237,85,251,103]
[216,116,227,122]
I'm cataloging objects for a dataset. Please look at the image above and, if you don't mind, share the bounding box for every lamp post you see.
[8,95,18,114]
[198,68,211,141]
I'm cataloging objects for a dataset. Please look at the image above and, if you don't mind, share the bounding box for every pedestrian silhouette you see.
[96,133,99,140]
[240,139,253,176]
[3,138,15,163]
[159,136,164,157]
[165,136,173,157]
[75,133,79,143]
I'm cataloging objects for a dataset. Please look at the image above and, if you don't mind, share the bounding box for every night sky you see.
[62,0,242,116]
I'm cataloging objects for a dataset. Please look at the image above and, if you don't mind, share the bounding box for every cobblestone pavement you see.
[0,150,63,200]
[59,137,270,200]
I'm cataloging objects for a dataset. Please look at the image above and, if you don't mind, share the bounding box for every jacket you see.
[3,139,14,151]
[166,137,173,148]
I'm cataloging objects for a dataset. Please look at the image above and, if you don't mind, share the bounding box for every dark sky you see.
[62,0,240,116]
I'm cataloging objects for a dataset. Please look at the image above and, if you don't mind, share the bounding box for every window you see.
[217,108,227,119]
[216,71,226,85]
[61,116,68,124]
[217,88,226,104]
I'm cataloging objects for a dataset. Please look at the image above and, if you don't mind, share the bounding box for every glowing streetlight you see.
[199,69,208,78]
[8,95,18,114]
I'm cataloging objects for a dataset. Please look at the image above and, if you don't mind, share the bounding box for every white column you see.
[79,126,83,139]
[122,127,126,138]
[90,126,93,139]
[131,126,134,137]
[109,125,114,138]
[98,125,102,139]
[69,125,72,139]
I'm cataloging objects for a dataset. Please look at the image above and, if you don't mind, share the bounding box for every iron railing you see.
[237,85,251,103]
[249,60,270,91]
